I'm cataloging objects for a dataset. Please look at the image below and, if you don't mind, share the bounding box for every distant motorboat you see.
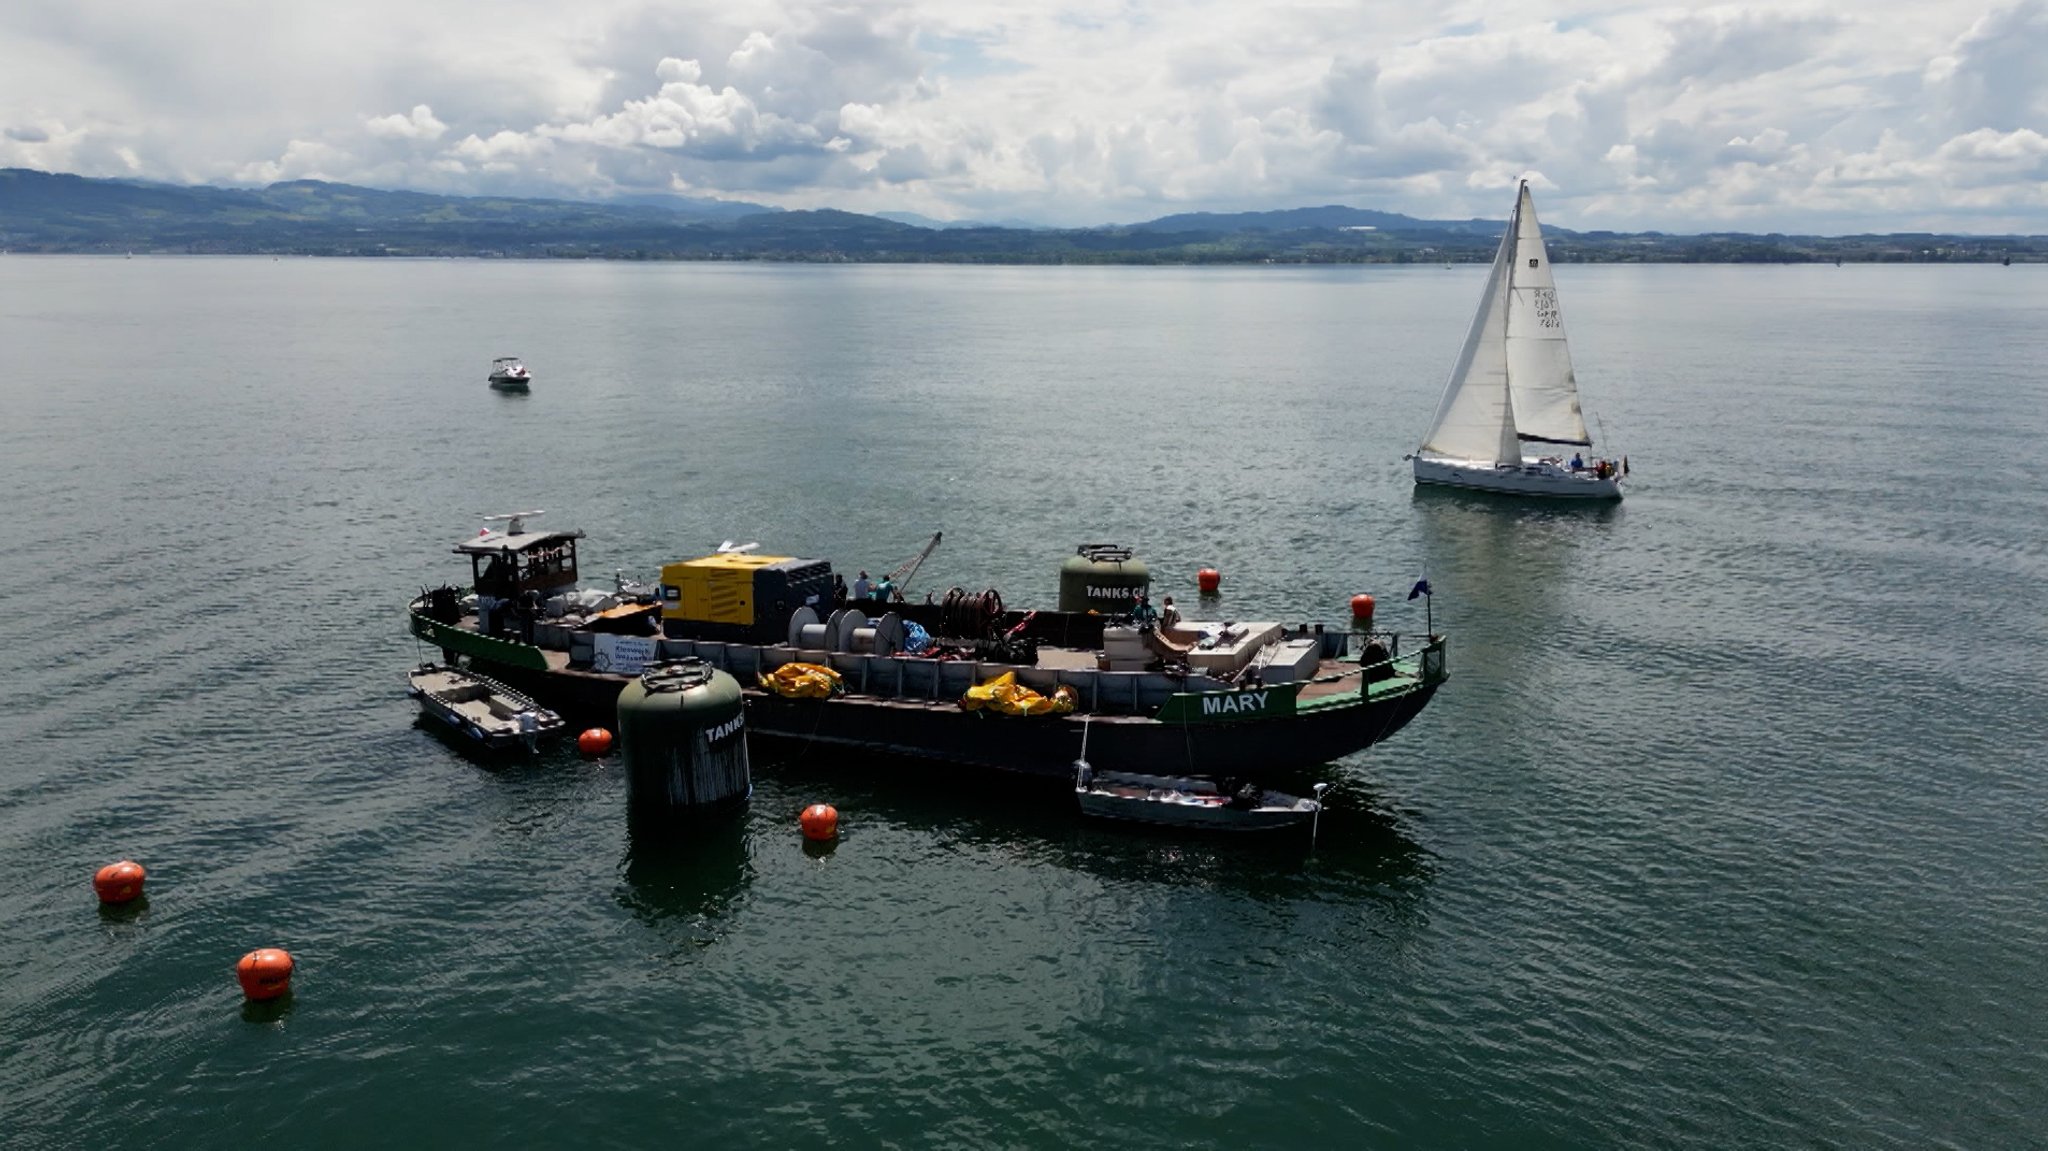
[1410,181,1625,499]
[488,356,532,391]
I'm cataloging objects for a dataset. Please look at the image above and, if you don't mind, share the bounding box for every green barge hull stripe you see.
[409,611,550,671]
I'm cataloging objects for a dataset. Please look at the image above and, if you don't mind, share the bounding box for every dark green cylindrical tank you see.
[618,659,751,818]
[1057,544,1150,613]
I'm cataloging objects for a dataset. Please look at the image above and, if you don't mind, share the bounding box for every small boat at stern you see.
[407,662,564,752]
[1075,764,1327,832]
[488,357,532,391]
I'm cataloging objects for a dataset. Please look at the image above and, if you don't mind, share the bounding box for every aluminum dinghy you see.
[407,662,564,752]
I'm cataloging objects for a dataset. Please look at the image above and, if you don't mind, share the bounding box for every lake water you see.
[2,256,2045,1149]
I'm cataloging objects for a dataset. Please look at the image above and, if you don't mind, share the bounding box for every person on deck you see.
[1570,452,1584,471]
[852,570,870,601]
[875,576,897,603]
[1159,595,1182,629]
[1129,594,1160,629]
[832,574,849,607]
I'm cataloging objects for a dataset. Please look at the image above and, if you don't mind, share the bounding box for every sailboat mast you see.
[1493,184,1527,464]
[1503,181,1523,345]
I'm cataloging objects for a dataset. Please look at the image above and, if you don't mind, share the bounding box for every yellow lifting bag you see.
[960,672,1077,716]
[761,662,845,699]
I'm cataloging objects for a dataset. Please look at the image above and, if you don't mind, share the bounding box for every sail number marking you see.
[1531,287,1562,328]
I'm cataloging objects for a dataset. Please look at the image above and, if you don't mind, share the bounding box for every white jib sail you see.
[1504,183,1592,447]
[1418,203,1521,465]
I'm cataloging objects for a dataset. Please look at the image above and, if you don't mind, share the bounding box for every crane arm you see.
[886,531,943,590]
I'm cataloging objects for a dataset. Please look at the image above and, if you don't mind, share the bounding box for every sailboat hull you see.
[1413,455,1623,499]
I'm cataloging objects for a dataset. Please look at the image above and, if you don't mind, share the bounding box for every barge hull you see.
[467,656,1439,780]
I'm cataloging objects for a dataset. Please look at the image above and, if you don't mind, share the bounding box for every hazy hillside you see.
[2,169,2041,263]
[1129,205,1492,235]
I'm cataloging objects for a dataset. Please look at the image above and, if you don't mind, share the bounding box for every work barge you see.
[407,516,1448,780]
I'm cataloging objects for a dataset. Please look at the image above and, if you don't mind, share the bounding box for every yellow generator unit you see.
[659,551,833,643]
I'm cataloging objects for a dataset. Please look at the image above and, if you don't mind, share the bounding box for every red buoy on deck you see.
[93,860,146,905]
[1197,568,1221,594]
[578,727,614,756]
[1350,594,1376,626]
[800,803,839,841]
[236,949,295,1001]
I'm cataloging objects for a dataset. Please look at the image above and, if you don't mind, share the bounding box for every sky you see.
[1,1,2044,233]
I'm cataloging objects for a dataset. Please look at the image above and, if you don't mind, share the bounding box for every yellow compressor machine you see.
[659,550,834,644]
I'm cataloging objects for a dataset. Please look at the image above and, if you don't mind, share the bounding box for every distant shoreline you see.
[3,249,2035,265]
[4,167,2040,266]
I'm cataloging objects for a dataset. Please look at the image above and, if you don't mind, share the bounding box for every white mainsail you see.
[1416,205,1521,465]
[1503,184,1592,447]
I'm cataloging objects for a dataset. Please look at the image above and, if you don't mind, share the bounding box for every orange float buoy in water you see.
[1197,568,1221,594]
[93,860,146,905]
[237,949,295,1001]
[577,727,614,756]
[799,803,839,841]
[1350,594,1376,626]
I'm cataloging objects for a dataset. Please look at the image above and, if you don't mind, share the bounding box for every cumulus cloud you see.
[1931,126,2048,195]
[1929,0,2048,132]
[364,104,447,141]
[234,139,356,185]
[1939,126,2048,163]
[4,0,2048,230]
[549,56,815,156]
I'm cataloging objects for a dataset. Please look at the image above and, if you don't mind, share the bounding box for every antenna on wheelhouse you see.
[483,509,546,536]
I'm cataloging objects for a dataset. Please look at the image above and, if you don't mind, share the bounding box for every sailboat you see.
[1411,181,1624,499]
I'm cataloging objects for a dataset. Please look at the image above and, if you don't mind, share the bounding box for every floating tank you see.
[618,659,751,819]
[1057,543,1150,613]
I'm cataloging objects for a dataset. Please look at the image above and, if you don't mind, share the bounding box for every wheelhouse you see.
[455,521,584,599]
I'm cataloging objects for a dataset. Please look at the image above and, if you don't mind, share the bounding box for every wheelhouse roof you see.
[454,528,584,555]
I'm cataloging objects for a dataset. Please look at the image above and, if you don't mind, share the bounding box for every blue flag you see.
[1408,578,1432,600]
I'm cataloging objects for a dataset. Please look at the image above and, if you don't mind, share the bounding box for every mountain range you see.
[1,168,2039,264]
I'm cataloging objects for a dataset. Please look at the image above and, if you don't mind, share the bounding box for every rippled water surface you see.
[3,257,2045,1149]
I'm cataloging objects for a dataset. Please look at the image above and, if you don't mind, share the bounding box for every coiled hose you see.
[939,587,1004,638]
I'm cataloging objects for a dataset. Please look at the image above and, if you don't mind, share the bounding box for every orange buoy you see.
[577,727,614,756]
[799,803,839,841]
[1350,594,1376,626]
[92,860,146,905]
[236,949,295,1001]
[1197,568,1221,594]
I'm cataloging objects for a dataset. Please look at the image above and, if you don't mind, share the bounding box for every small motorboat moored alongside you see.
[407,662,564,752]
[488,356,532,391]
[1074,764,1327,833]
